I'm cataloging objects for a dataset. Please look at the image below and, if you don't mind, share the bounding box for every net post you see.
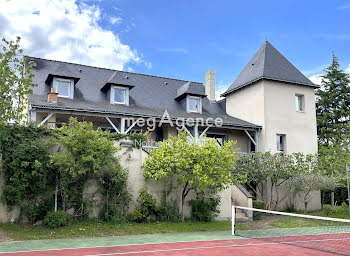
[232,205,235,236]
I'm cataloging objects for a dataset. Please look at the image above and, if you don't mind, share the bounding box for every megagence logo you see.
[124,110,223,132]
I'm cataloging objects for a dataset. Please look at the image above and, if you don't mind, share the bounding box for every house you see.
[25,41,320,219]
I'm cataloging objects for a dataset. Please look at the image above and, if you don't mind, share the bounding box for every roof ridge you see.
[262,41,268,76]
[27,56,203,84]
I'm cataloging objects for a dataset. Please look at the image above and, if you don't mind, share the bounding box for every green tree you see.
[0,36,37,124]
[316,53,350,146]
[291,174,338,214]
[143,132,245,221]
[52,117,129,219]
[235,152,269,199]
[318,143,350,209]
[259,152,297,208]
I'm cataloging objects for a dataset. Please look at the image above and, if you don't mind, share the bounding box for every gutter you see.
[30,103,262,130]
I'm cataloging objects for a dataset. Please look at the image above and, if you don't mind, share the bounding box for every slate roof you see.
[101,71,135,91]
[175,81,206,100]
[27,57,260,129]
[221,41,318,97]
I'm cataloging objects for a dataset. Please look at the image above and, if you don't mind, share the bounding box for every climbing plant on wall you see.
[52,117,131,219]
[0,124,53,223]
[0,118,139,223]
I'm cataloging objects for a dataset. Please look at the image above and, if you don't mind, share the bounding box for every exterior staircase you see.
[231,184,253,222]
[235,208,249,222]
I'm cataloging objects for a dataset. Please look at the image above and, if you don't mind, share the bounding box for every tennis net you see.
[232,205,350,255]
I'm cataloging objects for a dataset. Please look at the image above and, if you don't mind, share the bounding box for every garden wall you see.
[116,141,232,221]
[259,179,321,211]
[0,140,233,223]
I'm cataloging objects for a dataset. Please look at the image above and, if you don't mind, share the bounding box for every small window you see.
[114,87,126,104]
[111,86,129,105]
[187,96,202,113]
[295,94,304,112]
[53,78,73,98]
[276,134,285,152]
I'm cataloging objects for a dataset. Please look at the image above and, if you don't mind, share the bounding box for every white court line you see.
[83,237,350,256]
[0,238,237,254]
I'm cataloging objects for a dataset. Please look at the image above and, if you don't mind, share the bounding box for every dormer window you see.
[110,85,129,105]
[52,77,74,99]
[186,95,202,113]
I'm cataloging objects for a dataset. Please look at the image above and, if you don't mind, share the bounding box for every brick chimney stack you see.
[48,87,58,103]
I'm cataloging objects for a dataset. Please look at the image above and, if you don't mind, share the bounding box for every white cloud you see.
[215,81,230,101]
[109,16,122,25]
[158,48,188,54]
[309,74,323,86]
[345,64,350,74]
[0,0,142,70]
[308,64,350,86]
[337,3,350,9]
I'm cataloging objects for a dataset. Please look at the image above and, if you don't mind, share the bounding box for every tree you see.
[316,53,350,146]
[291,174,338,214]
[235,152,269,199]
[0,36,37,124]
[143,132,245,221]
[259,152,297,208]
[318,143,350,209]
[52,117,129,219]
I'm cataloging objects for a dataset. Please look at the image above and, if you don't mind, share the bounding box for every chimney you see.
[48,87,58,103]
[205,70,215,101]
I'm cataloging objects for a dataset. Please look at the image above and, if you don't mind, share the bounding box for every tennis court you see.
[0,232,350,255]
[1,206,350,256]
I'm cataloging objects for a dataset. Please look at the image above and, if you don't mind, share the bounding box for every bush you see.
[253,200,265,209]
[284,203,296,213]
[156,195,181,222]
[323,205,334,216]
[43,211,67,228]
[188,195,220,222]
[130,186,158,222]
[252,200,265,220]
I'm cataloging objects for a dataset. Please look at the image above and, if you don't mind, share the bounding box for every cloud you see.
[215,80,230,101]
[308,64,350,86]
[0,0,142,70]
[317,33,350,40]
[337,3,350,9]
[158,48,188,54]
[109,16,122,25]
[309,74,323,86]
[345,64,350,74]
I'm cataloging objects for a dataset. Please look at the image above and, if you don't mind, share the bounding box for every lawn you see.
[270,205,350,229]
[0,220,250,241]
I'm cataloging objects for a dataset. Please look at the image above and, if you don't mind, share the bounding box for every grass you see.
[270,205,350,229]
[0,220,251,241]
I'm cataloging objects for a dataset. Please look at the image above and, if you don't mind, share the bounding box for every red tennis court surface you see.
[1,233,350,256]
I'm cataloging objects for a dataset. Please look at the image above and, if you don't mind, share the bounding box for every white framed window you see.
[186,96,202,113]
[53,78,74,99]
[276,134,286,153]
[295,94,304,112]
[110,86,129,105]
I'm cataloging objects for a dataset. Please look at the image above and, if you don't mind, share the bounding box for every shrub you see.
[188,195,220,222]
[43,211,67,228]
[130,186,158,222]
[252,200,265,220]
[156,194,181,222]
[253,200,265,209]
[341,202,348,210]
[323,205,333,216]
[284,203,296,213]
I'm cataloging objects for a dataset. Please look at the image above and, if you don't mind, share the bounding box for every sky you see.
[1,0,350,99]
